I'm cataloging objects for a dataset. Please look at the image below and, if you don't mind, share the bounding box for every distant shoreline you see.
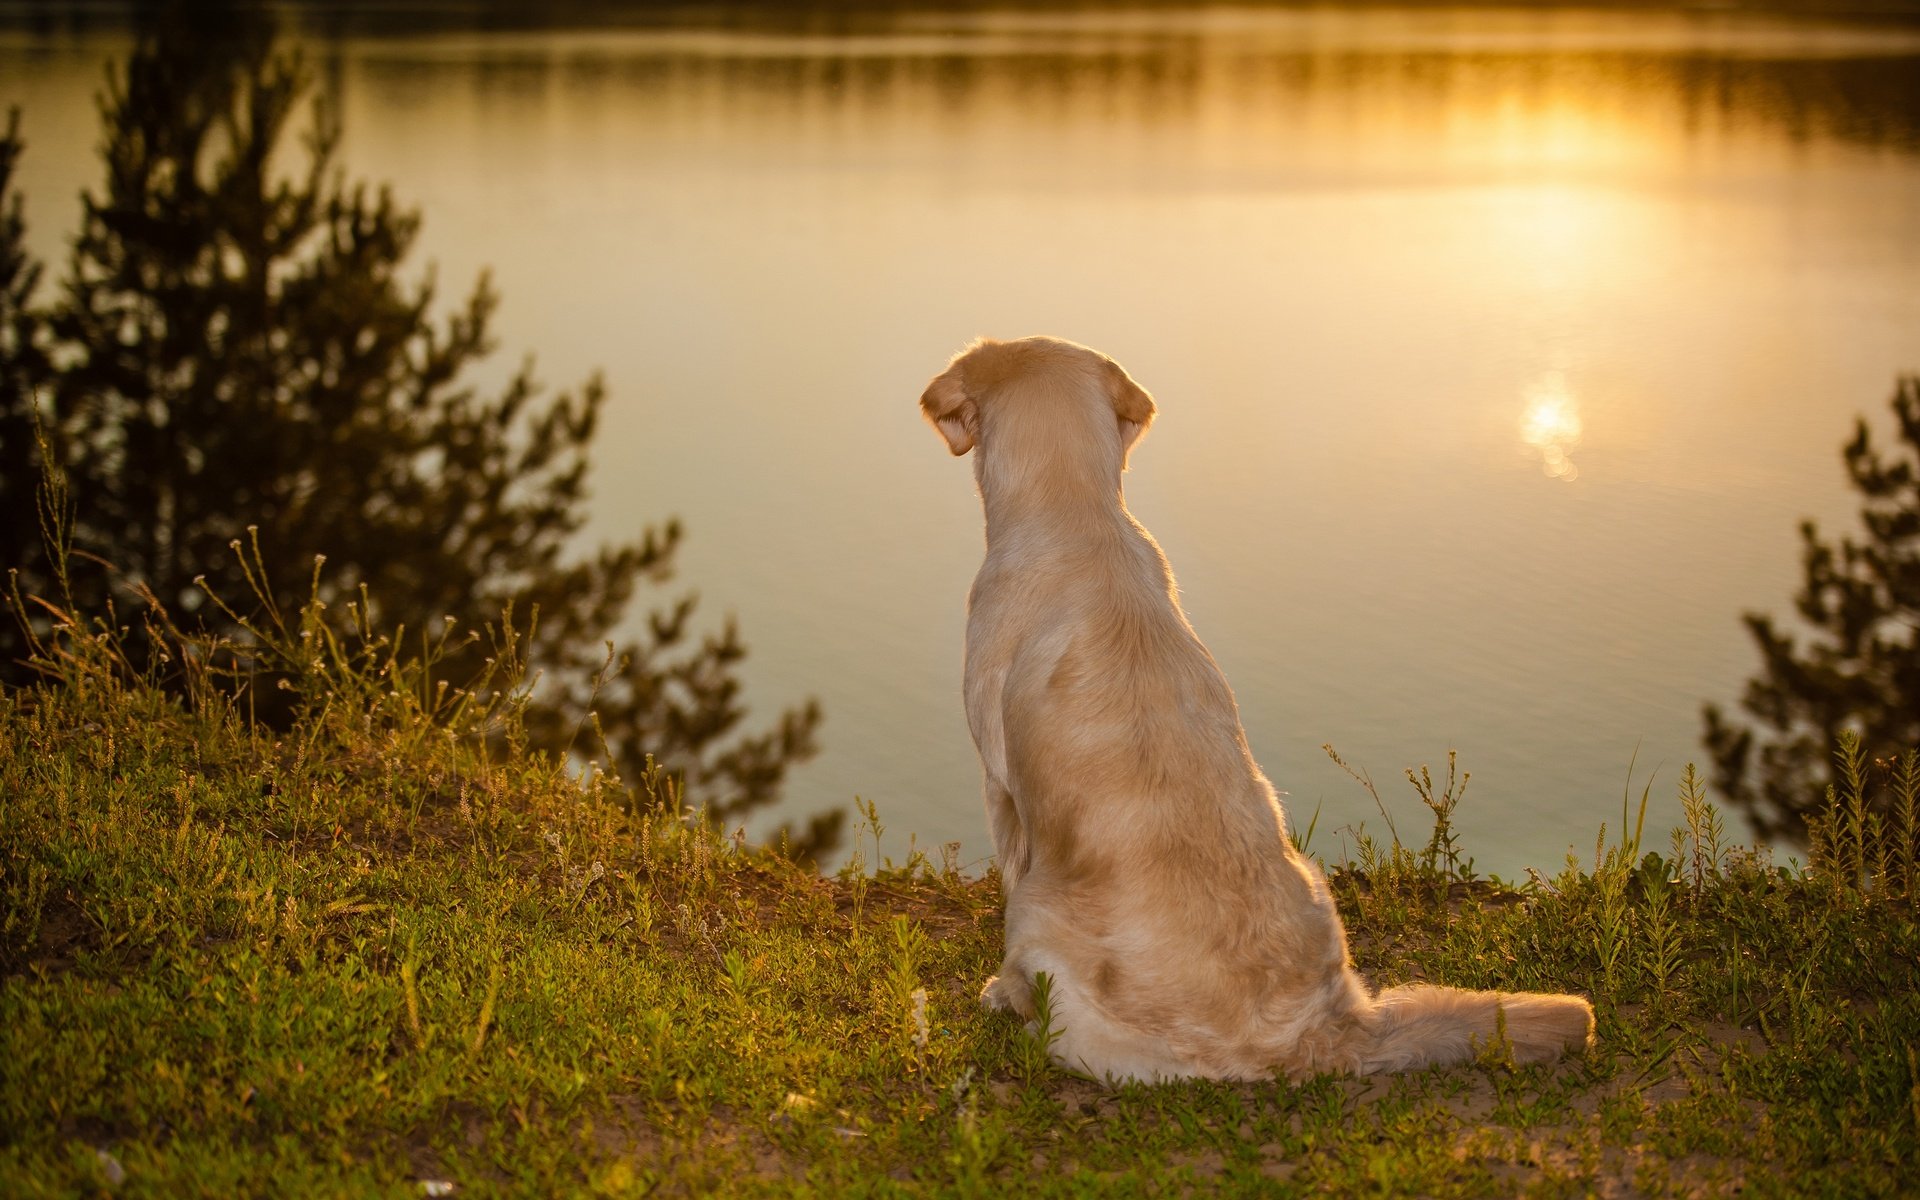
[2,0,1919,42]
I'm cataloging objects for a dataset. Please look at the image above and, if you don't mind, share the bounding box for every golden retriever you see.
[920,335,1594,1082]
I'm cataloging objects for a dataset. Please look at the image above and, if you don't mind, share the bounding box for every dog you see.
[920,335,1594,1082]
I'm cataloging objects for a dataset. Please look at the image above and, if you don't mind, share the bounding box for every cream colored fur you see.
[920,335,1594,1083]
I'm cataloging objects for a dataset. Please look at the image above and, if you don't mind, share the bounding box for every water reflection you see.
[1520,376,1585,482]
[297,8,1920,159]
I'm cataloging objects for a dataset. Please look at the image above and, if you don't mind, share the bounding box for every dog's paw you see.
[980,973,1032,1017]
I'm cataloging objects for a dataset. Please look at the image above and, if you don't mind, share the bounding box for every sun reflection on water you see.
[1521,377,1584,481]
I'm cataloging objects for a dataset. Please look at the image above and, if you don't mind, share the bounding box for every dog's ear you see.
[1105,358,1156,462]
[920,365,978,457]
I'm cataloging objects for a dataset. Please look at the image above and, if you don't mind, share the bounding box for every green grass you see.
[3,587,1918,1196]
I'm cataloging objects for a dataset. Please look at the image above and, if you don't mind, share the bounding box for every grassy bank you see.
[2,609,1918,1197]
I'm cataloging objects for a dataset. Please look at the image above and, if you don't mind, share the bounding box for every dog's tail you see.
[1353,984,1594,1073]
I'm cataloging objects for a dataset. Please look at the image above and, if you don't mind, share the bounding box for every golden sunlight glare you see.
[1520,376,1584,481]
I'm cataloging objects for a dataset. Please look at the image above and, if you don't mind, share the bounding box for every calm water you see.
[6,7,1920,873]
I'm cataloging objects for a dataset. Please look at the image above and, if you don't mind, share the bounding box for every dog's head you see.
[919,336,1156,469]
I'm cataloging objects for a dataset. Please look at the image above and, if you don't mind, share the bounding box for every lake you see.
[5,4,1919,875]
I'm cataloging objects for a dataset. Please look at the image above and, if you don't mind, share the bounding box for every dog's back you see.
[923,336,1593,1081]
